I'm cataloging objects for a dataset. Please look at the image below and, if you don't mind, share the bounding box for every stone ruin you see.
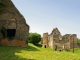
[0,0,29,47]
[42,28,78,51]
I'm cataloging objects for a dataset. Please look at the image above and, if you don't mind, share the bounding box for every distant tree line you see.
[77,38,80,43]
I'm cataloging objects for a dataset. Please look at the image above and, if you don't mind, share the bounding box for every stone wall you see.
[1,39,27,47]
[48,34,53,49]
[43,33,48,48]
[0,0,29,47]
[62,34,70,51]
[42,28,77,51]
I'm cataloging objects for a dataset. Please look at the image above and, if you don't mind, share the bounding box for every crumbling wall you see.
[0,0,29,47]
[48,33,70,51]
[48,28,62,50]
[43,28,78,51]
[62,34,70,51]
[48,34,54,49]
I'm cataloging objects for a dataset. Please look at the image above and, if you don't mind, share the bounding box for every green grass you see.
[0,43,80,60]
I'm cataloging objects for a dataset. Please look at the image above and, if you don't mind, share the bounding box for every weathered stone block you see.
[1,39,27,47]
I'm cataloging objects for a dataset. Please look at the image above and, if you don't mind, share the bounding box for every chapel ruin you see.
[0,0,29,47]
[42,28,78,51]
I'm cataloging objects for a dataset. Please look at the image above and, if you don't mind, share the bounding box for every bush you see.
[29,33,41,45]
[77,38,80,43]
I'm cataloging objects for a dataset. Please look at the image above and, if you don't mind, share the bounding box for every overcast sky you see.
[12,0,80,38]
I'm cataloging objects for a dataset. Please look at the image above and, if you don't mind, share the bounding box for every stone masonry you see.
[43,33,48,48]
[42,28,77,51]
[0,0,29,47]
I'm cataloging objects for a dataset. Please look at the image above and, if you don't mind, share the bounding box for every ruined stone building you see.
[0,0,29,47]
[43,28,77,51]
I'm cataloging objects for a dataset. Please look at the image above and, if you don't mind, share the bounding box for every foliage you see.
[77,38,80,43]
[29,33,41,45]
[1,27,7,38]
[0,0,5,12]
[0,43,80,60]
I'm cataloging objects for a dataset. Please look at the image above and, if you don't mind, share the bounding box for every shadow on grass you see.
[27,45,39,51]
[33,44,42,48]
[0,45,37,60]
[0,53,36,60]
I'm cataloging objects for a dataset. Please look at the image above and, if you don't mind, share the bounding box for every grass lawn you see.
[0,43,80,60]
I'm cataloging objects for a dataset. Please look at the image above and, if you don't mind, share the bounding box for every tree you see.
[29,33,41,45]
[77,38,80,43]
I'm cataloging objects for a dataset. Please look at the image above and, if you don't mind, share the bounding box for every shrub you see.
[77,38,80,43]
[1,27,7,38]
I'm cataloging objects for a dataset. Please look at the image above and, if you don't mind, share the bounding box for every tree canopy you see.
[29,33,41,45]
[77,38,80,43]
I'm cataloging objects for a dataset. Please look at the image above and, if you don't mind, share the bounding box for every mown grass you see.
[0,43,80,60]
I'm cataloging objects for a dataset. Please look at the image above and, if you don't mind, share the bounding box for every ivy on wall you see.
[1,27,7,38]
[0,0,5,13]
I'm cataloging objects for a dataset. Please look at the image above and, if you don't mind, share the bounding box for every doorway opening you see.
[55,45,57,51]
[44,45,46,48]
[7,29,16,39]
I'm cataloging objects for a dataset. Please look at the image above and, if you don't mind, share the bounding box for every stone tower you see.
[43,33,48,48]
[0,0,29,47]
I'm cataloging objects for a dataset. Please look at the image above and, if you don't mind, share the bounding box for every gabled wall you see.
[0,0,29,47]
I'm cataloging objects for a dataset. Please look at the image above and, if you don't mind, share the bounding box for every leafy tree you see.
[77,38,80,43]
[29,33,41,45]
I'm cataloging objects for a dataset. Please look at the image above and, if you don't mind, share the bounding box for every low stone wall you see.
[1,39,27,47]
[70,43,79,49]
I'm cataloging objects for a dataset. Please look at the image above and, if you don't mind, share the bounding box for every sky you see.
[12,0,80,38]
